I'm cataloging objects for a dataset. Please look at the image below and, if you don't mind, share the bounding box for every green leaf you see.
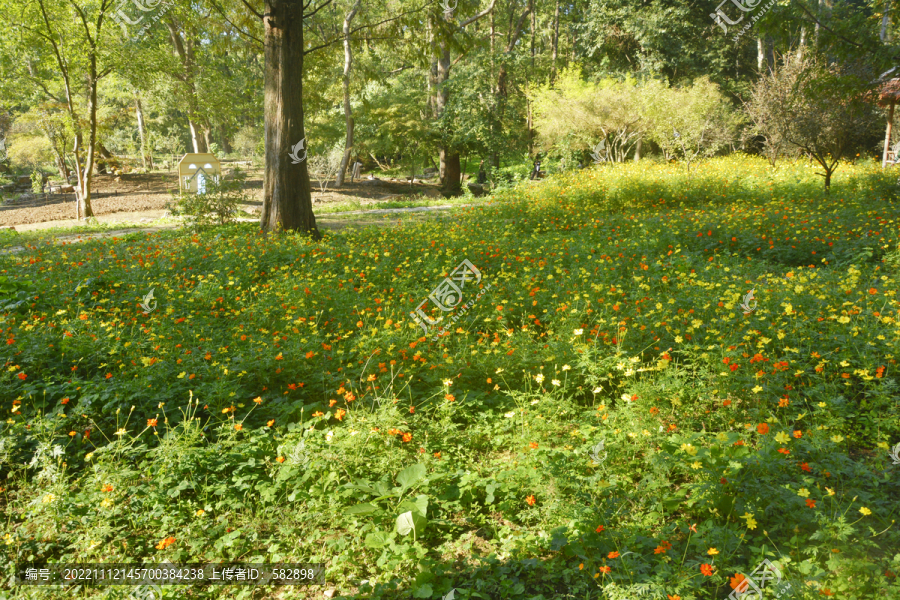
[396,463,426,491]
[345,502,379,516]
[395,510,427,536]
[412,583,433,598]
[364,531,391,548]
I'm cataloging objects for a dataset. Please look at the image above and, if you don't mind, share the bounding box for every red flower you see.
[757,423,769,434]
[800,462,812,472]
[595,525,605,533]
[61,398,70,405]
[17,373,26,381]
[806,498,816,508]
[700,564,714,576]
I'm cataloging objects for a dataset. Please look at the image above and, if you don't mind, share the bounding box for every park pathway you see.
[0,203,478,255]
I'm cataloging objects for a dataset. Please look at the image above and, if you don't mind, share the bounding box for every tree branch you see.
[459,0,497,28]
[209,0,263,47]
[240,0,263,20]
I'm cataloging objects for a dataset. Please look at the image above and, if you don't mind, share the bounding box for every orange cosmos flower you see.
[17,373,26,381]
[276,456,285,463]
[101,484,113,492]
[700,564,714,576]
[757,423,769,434]
[267,419,275,427]
[234,424,243,431]
[668,596,682,600]
[598,566,611,574]
[401,432,412,442]
[155,536,176,550]
[608,551,620,559]
[793,430,802,438]
[445,394,455,402]
[529,442,538,449]
[312,411,324,417]
[147,419,158,427]
[525,495,536,506]
[806,498,816,508]
[335,409,346,421]
[730,574,748,591]
[595,525,605,533]
[61,398,70,405]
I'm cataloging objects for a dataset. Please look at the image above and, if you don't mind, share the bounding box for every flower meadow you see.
[1,155,899,599]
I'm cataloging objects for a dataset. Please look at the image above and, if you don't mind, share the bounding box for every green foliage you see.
[30,168,43,194]
[7,135,54,170]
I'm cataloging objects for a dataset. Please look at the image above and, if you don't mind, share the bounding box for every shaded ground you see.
[0,167,444,227]
[0,204,480,254]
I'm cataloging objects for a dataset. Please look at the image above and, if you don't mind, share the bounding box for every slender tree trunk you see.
[260,0,319,237]
[189,120,202,153]
[757,37,765,72]
[634,138,642,161]
[798,26,806,62]
[336,0,361,187]
[135,94,152,170]
[203,126,213,154]
[551,0,560,83]
[882,0,892,41]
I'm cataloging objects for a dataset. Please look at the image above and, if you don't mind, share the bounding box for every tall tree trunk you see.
[882,0,892,41]
[135,93,152,170]
[336,0,361,187]
[798,26,806,62]
[493,7,531,169]
[634,138,642,161]
[219,126,232,154]
[203,126,213,154]
[189,120,203,153]
[551,0,560,83]
[433,39,461,195]
[260,0,320,237]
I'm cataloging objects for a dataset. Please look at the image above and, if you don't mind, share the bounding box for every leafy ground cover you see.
[1,155,899,600]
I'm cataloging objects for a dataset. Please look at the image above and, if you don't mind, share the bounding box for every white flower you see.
[551,379,561,387]
[442,379,453,387]
[495,368,505,374]
[574,329,583,335]
[114,428,126,436]
[621,394,631,401]
[562,365,571,371]
[326,431,334,442]
[504,411,516,418]
[530,400,540,405]
[535,374,545,384]
[592,387,602,394]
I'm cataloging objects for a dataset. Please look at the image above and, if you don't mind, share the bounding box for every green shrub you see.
[166,167,248,229]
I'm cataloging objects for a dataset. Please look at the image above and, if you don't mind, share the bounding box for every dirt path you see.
[0,204,479,255]
[0,168,446,227]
